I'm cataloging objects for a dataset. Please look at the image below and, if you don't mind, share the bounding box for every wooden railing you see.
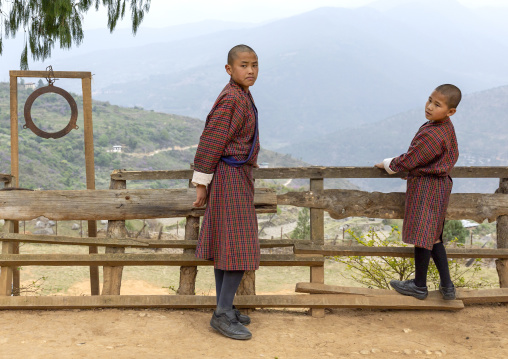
[1,167,508,313]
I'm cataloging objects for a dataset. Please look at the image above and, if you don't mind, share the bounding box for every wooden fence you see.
[1,166,508,314]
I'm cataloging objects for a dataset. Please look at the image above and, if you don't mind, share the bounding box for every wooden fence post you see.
[101,178,128,295]
[0,180,15,296]
[310,178,325,318]
[177,169,199,295]
[496,178,508,287]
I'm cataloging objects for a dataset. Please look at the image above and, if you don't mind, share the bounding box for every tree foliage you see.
[291,207,310,239]
[0,0,151,69]
[443,220,469,244]
[335,229,490,290]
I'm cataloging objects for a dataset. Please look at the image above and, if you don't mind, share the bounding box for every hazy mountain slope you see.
[0,82,355,191]
[281,85,508,193]
[38,2,508,151]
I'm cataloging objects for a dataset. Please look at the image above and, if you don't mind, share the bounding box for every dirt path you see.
[1,304,507,358]
[124,144,198,158]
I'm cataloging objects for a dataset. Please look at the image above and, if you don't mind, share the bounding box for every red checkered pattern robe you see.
[389,118,459,249]
[193,79,260,270]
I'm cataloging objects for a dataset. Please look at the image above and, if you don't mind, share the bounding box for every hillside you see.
[0,82,355,190]
[281,85,508,193]
[19,1,508,151]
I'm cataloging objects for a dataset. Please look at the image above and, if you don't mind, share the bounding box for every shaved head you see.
[227,44,257,65]
[435,84,462,109]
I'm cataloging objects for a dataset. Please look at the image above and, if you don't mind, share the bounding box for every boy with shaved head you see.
[192,44,260,340]
[375,84,461,301]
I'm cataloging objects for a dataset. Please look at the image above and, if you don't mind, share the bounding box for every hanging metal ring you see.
[23,85,79,139]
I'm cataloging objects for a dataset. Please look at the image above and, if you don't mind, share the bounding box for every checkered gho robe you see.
[389,118,459,249]
[193,79,260,270]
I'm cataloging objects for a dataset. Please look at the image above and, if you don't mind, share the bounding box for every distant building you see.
[24,83,36,90]
[461,220,479,229]
[112,145,122,153]
[259,162,269,168]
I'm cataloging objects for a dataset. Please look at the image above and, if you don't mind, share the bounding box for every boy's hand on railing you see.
[374,162,384,169]
[253,163,260,168]
[193,185,207,207]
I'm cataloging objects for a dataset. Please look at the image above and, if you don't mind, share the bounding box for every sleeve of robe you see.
[191,93,245,187]
[387,128,443,174]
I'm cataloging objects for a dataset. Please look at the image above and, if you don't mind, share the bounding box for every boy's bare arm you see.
[193,184,207,207]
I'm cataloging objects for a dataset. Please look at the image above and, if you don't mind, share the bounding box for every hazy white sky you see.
[82,0,508,30]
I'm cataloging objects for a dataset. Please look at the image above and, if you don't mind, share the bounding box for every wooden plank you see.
[10,70,91,79]
[10,76,19,186]
[0,233,306,249]
[111,167,508,181]
[0,294,464,310]
[0,188,276,221]
[456,288,508,304]
[81,76,100,296]
[0,220,15,296]
[278,189,508,223]
[296,283,508,304]
[0,254,324,267]
[495,178,508,287]
[294,243,508,258]
[102,179,128,296]
[309,178,325,318]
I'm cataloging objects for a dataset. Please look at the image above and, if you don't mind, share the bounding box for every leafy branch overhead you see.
[0,0,151,69]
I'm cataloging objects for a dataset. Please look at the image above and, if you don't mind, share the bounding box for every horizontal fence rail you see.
[111,166,508,181]
[0,253,325,267]
[0,188,276,220]
[278,190,508,223]
[0,233,306,249]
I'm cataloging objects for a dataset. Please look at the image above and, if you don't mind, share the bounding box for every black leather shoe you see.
[232,305,251,325]
[210,310,252,340]
[390,279,428,300]
[439,284,456,300]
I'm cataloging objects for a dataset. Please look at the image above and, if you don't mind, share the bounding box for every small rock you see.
[414,350,422,354]
[403,328,412,333]
[360,349,370,355]
[403,349,412,355]
[139,313,146,317]
[424,350,433,355]
[441,349,447,355]
[106,346,114,349]
[324,353,334,357]
[371,349,381,353]
[77,343,86,346]
[137,344,143,347]
[71,223,80,230]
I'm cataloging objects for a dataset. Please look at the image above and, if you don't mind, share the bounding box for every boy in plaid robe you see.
[192,45,260,340]
[375,84,461,300]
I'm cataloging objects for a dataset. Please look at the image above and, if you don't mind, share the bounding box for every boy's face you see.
[425,90,456,121]
[225,51,258,91]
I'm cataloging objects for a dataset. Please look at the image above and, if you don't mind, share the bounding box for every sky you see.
[81,0,508,30]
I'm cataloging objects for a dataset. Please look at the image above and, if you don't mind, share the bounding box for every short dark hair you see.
[227,44,257,65]
[435,84,462,108]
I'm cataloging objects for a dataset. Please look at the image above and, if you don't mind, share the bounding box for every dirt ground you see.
[1,303,507,359]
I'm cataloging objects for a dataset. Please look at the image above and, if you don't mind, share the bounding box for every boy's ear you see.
[225,64,232,76]
[447,108,457,117]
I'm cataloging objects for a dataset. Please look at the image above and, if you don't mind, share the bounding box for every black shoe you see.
[439,284,456,300]
[390,279,428,300]
[210,310,252,340]
[232,305,251,326]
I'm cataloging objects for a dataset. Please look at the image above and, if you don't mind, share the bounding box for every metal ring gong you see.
[23,85,79,139]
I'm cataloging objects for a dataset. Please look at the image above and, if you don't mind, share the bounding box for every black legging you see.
[214,269,245,311]
[414,242,453,288]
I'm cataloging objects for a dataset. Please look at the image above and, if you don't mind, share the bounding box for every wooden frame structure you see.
[2,166,508,314]
[9,70,99,295]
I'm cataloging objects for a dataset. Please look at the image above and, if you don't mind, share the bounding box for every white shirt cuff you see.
[383,158,397,175]
[191,171,213,187]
